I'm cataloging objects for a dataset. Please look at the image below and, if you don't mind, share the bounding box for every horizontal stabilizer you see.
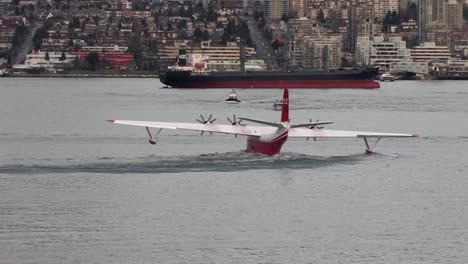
[290,121,334,128]
[238,117,283,128]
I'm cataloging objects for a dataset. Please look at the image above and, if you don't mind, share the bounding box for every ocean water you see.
[0,78,467,263]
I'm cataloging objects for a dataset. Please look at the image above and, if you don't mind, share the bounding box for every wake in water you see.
[0,151,396,175]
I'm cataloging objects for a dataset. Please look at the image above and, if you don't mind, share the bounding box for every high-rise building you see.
[302,36,343,68]
[219,0,248,11]
[399,0,410,11]
[418,0,445,44]
[289,0,307,17]
[286,17,321,67]
[444,0,464,30]
[426,24,452,46]
[418,0,462,44]
[349,0,375,52]
[374,0,399,20]
[264,0,289,21]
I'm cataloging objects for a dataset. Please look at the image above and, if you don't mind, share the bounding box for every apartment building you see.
[374,0,399,21]
[264,0,288,21]
[356,36,411,71]
[410,42,451,61]
[302,35,342,69]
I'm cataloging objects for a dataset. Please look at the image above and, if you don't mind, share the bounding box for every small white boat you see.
[273,99,284,111]
[225,89,241,103]
[380,73,395,81]
[0,69,10,77]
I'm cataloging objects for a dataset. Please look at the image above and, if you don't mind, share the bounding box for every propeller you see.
[196,114,216,135]
[227,114,244,126]
[226,114,244,138]
[307,119,323,141]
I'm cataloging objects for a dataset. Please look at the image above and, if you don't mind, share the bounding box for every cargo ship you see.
[159,50,380,89]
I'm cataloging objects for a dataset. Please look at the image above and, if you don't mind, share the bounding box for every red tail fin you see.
[281,88,289,123]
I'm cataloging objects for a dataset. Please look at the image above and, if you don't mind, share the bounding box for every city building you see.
[264,0,289,21]
[70,50,135,69]
[355,36,411,71]
[289,0,307,17]
[349,0,375,52]
[410,42,451,61]
[302,35,343,69]
[286,17,321,67]
[12,51,77,73]
[218,0,248,11]
[157,41,256,71]
[425,23,451,46]
[374,0,399,21]
[444,0,464,30]
[417,0,461,44]
[389,60,429,75]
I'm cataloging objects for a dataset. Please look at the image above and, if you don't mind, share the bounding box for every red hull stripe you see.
[169,80,380,89]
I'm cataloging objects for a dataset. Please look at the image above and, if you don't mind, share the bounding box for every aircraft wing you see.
[107,119,275,136]
[288,128,418,138]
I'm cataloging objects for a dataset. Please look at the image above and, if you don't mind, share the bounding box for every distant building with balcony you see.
[410,42,451,62]
[356,36,411,71]
[12,51,76,73]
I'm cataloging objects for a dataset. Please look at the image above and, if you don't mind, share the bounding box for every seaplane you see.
[107,89,418,156]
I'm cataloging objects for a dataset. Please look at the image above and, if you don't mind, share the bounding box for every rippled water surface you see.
[0,78,467,263]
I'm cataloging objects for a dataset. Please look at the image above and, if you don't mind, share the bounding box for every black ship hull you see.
[160,68,380,89]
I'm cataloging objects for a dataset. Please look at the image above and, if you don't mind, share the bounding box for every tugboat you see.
[225,89,241,103]
[273,99,284,111]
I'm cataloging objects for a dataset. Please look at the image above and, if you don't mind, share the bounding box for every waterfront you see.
[0,78,467,263]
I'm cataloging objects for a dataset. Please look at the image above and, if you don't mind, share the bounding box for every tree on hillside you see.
[72,55,80,69]
[253,10,264,21]
[239,21,249,40]
[202,30,209,41]
[194,27,203,41]
[221,29,230,45]
[464,4,468,21]
[226,19,236,35]
[60,51,66,61]
[128,33,143,69]
[206,1,216,21]
[186,5,193,18]
[390,10,400,25]
[177,19,187,30]
[178,6,186,17]
[318,9,325,24]
[85,52,99,71]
